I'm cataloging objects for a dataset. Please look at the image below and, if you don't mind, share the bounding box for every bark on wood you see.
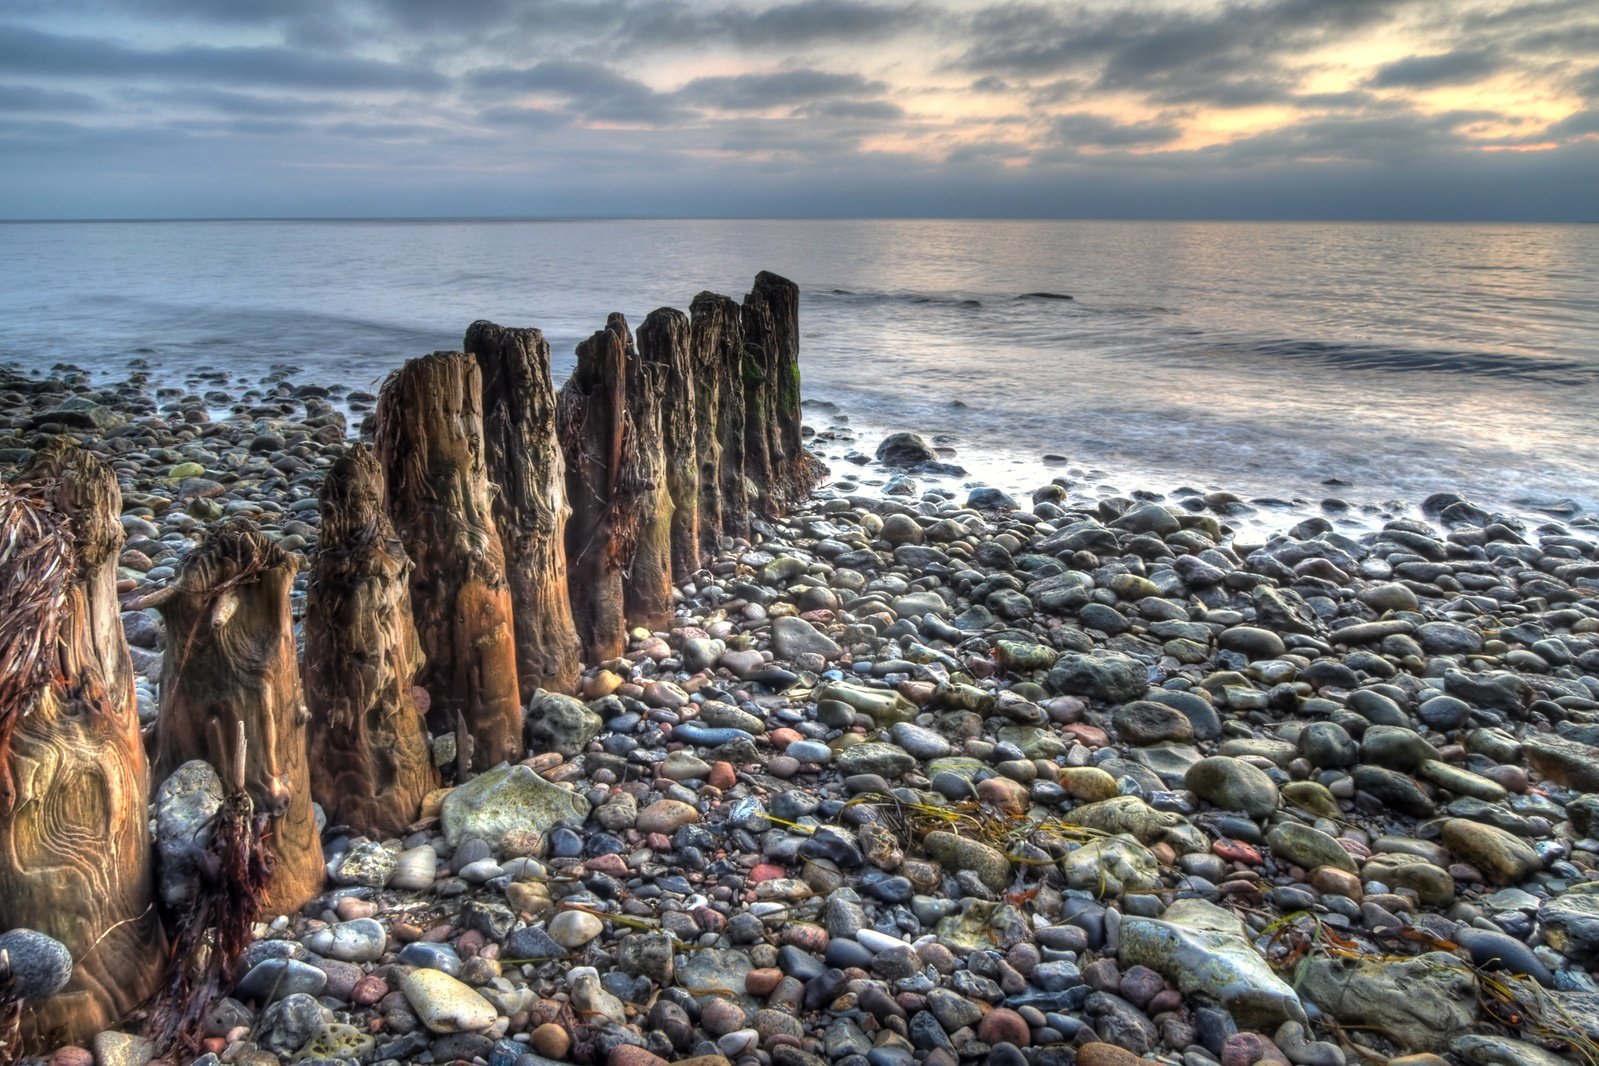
[741,270,824,516]
[689,292,749,546]
[302,443,439,838]
[0,441,166,1052]
[464,321,582,696]
[557,321,643,663]
[638,307,700,581]
[374,352,522,773]
[153,520,324,915]
[614,313,674,630]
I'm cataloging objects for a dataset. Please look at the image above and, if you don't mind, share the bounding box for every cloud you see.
[0,84,102,112]
[465,60,683,125]
[1547,109,1599,138]
[1052,112,1182,148]
[793,98,905,120]
[1369,49,1501,89]
[0,24,447,92]
[676,70,885,111]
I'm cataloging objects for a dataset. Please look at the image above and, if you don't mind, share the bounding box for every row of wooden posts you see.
[0,272,822,1055]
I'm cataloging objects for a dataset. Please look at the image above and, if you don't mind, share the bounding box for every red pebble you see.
[708,761,737,790]
[769,728,804,748]
[586,852,629,878]
[1212,838,1262,864]
[1062,723,1110,747]
[351,976,389,1006]
[748,863,787,883]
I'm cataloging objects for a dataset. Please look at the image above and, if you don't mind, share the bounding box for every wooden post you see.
[557,321,637,663]
[689,292,749,546]
[153,520,324,915]
[302,444,439,838]
[613,313,674,631]
[374,352,522,773]
[741,271,824,515]
[638,307,701,581]
[464,321,582,696]
[0,441,166,1052]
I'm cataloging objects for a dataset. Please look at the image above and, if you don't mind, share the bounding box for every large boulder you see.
[1298,952,1477,1053]
[875,432,938,467]
[1047,651,1149,703]
[440,764,590,848]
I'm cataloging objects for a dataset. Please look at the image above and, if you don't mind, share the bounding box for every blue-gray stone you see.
[397,941,461,976]
[233,958,328,1004]
[0,929,71,1001]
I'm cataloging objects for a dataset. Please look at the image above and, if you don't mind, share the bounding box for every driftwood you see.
[741,271,824,515]
[0,441,166,1051]
[375,352,522,773]
[302,444,438,837]
[152,521,324,915]
[638,307,700,582]
[557,321,639,663]
[613,313,674,631]
[464,321,582,695]
[689,292,749,547]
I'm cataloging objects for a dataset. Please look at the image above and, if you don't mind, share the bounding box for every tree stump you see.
[153,521,324,915]
[741,270,824,515]
[557,320,642,663]
[375,352,522,773]
[302,444,439,838]
[638,307,701,581]
[613,313,674,631]
[464,321,582,696]
[0,441,166,1051]
[689,291,749,546]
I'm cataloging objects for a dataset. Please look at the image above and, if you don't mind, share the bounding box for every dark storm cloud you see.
[676,70,885,110]
[0,24,446,91]
[465,61,684,125]
[1052,112,1182,148]
[1369,50,1502,88]
[1547,110,1599,138]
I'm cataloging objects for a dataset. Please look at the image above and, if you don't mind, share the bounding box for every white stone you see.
[547,909,604,948]
[402,969,498,1033]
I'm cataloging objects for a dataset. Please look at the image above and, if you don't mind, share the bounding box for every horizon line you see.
[1,214,1595,226]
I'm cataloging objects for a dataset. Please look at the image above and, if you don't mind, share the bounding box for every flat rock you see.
[440,764,591,849]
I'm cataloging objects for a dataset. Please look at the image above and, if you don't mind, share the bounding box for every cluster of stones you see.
[3,340,1599,1066]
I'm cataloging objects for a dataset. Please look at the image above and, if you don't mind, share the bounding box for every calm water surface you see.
[2,218,1595,522]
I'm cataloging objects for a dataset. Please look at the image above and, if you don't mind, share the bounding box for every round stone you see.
[548,910,605,948]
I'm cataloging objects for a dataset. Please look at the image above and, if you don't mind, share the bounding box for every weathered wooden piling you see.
[557,321,637,663]
[465,321,582,696]
[638,307,700,581]
[613,313,675,631]
[375,352,522,772]
[0,441,166,1051]
[153,520,324,915]
[689,291,749,547]
[742,270,824,515]
[302,444,439,837]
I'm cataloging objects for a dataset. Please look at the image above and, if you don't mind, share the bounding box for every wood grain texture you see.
[465,321,582,696]
[302,444,439,837]
[0,441,166,1051]
[742,271,825,516]
[612,312,674,632]
[638,307,700,582]
[154,521,324,915]
[374,352,523,773]
[689,292,748,546]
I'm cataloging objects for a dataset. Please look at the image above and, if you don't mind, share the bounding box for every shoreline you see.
[3,361,1599,1066]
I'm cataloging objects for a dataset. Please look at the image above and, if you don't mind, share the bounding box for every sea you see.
[2,218,1596,528]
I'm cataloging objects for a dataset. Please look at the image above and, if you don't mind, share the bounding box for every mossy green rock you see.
[1266,822,1357,873]
[440,764,591,848]
[1183,756,1278,817]
[1061,834,1160,897]
[1298,952,1477,1053]
[924,831,1012,891]
[1441,818,1540,886]
[814,682,920,725]
[169,461,205,479]
[1119,899,1306,1029]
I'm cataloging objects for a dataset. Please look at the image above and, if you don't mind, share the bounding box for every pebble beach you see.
[4,356,1599,1066]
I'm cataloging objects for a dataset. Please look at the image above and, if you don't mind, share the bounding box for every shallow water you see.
[2,218,1595,521]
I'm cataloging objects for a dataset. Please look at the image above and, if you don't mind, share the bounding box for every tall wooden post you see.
[613,313,674,632]
[741,271,824,515]
[558,321,639,663]
[153,521,324,915]
[689,292,748,545]
[303,444,439,837]
[638,307,700,581]
[0,442,167,1051]
[464,321,582,695]
[374,352,523,773]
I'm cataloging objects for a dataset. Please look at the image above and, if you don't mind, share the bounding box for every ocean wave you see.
[1221,338,1599,385]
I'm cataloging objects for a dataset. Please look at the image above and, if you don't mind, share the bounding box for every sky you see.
[1,0,1596,220]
